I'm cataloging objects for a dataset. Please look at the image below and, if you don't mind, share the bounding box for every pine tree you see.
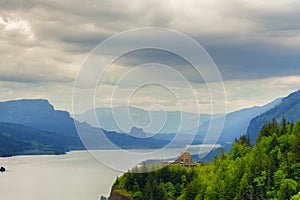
[143,181,153,200]
[292,120,300,161]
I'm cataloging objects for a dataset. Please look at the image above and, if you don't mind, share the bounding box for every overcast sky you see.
[1,0,300,114]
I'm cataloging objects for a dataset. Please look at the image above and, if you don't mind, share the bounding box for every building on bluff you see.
[173,151,197,167]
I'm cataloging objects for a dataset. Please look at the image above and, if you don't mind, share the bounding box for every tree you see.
[273,170,287,191]
[185,178,203,200]
[132,191,143,200]
[239,135,250,146]
[111,119,300,200]
[280,116,287,136]
[277,179,297,200]
[272,118,279,132]
[163,182,176,199]
[293,120,300,136]
[254,171,267,199]
[235,173,253,200]
[292,120,300,161]
[143,181,153,200]
[152,180,166,200]
[291,192,300,200]
[220,147,226,160]
[291,163,300,181]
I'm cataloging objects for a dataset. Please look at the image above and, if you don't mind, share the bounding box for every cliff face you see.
[0,99,77,136]
[109,187,133,200]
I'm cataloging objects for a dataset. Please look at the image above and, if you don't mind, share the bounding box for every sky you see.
[1,0,300,114]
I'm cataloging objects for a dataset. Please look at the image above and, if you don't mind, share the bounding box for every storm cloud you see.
[0,0,300,112]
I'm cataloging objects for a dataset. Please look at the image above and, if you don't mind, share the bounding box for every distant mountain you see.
[0,99,77,136]
[129,127,146,138]
[0,95,288,157]
[0,122,83,157]
[197,98,282,144]
[75,100,282,145]
[102,130,169,149]
[74,106,211,134]
[247,90,300,143]
[0,120,176,157]
[0,99,184,155]
[75,123,195,150]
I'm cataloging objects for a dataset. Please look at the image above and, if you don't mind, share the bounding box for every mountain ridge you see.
[74,106,211,134]
[247,90,300,143]
[0,99,77,136]
[0,99,178,156]
[0,121,84,157]
[196,97,282,143]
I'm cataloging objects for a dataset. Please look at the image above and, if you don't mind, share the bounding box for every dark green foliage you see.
[292,120,300,161]
[113,118,300,199]
[113,164,196,200]
[0,122,84,157]
[277,179,297,200]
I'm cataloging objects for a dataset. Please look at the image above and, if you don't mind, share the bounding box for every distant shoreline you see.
[0,151,68,159]
[0,145,223,164]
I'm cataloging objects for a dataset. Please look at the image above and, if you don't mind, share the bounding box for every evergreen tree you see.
[143,181,153,200]
[277,179,297,200]
[111,119,300,200]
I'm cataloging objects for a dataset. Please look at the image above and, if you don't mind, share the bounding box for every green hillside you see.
[110,119,300,200]
[0,122,84,157]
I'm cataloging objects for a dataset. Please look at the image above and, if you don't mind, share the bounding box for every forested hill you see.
[247,90,300,143]
[109,119,300,200]
[0,122,84,157]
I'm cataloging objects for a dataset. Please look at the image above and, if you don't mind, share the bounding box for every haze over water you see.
[0,151,120,200]
[0,146,217,200]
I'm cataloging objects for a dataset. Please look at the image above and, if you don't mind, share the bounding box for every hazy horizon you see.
[0,93,287,115]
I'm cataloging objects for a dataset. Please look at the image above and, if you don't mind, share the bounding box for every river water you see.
[0,147,215,200]
[0,149,183,200]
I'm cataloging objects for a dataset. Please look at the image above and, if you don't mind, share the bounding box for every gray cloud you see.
[1,0,300,112]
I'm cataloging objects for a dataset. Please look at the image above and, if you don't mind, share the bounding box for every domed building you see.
[174,151,197,167]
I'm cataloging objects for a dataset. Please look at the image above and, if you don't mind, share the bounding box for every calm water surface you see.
[0,147,214,200]
[0,149,183,200]
[0,151,121,200]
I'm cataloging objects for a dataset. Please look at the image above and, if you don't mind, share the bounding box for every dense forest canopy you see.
[111,117,300,200]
